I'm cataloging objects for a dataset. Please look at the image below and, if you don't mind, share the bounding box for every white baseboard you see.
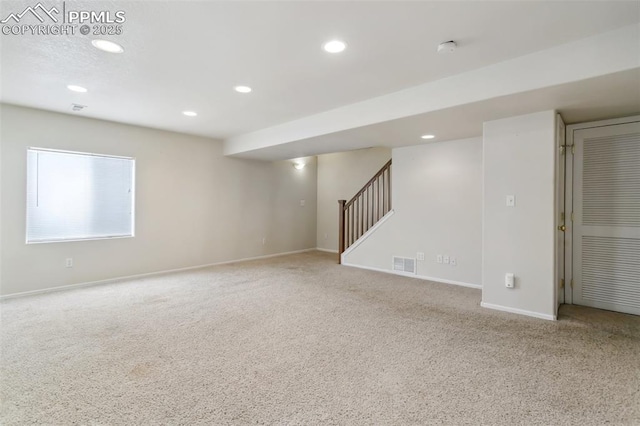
[480,302,556,321]
[342,261,481,290]
[414,274,481,289]
[315,248,338,254]
[0,248,316,300]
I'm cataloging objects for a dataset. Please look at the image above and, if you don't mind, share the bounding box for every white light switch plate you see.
[450,257,457,266]
[436,255,443,264]
[506,195,516,207]
[443,255,450,264]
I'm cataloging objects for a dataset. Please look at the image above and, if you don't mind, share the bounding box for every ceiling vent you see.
[392,256,416,274]
[71,104,87,112]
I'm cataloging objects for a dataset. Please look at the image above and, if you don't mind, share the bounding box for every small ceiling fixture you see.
[293,162,305,170]
[234,85,252,93]
[91,39,124,53]
[421,134,435,140]
[323,40,347,53]
[437,40,457,54]
[182,111,198,117]
[67,85,87,93]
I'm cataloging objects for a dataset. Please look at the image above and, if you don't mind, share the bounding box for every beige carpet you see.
[1,251,639,425]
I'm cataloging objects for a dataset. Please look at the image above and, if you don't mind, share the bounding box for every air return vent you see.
[392,256,416,274]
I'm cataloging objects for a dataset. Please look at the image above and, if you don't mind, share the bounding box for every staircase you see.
[338,159,392,263]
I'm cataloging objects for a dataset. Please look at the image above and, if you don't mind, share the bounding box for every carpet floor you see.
[1,251,639,425]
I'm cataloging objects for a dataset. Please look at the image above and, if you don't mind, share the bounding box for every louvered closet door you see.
[573,122,640,315]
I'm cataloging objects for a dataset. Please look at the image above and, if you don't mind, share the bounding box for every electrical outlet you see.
[65,258,73,268]
[505,273,515,288]
[450,257,457,266]
[436,255,443,264]
[417,252,425,261]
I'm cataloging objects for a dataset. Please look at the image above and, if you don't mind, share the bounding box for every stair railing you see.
[338,159,392,263]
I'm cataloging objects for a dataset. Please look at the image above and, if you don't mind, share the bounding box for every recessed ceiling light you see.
[421,134,435,140]
[67,85,88,93]
[323,40,347,53]
[182,111,198,117]
[91,39,124,54]
[234,85,252,93]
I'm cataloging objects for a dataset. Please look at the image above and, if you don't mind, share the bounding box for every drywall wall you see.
[481,110,557,320]
[342,137,482,287]
[316,147,391,252]
[0,104,317,296]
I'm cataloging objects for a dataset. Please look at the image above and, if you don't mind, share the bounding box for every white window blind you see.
[26,148,135,243]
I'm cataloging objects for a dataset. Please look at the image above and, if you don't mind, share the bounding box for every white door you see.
[573,121,640,315]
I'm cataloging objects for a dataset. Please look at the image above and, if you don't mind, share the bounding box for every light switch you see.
[506,195,516,207]
[300,200,305,207]
[443,255,450,264]
[436,255,443,264]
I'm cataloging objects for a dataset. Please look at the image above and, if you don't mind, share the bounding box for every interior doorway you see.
[564,116,640,316]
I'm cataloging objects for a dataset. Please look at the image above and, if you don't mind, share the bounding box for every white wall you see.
[316,147,391,252]
[343,137,483,287]
[481,110,557,320]
[0,104,317,296]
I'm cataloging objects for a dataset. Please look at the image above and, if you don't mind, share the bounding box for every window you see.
[26,148,135,243]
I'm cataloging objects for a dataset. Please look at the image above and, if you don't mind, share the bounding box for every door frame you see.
[563,114,640,305]
[556,114,566,308]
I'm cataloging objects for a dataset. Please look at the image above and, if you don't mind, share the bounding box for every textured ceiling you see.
[1,1,639,141]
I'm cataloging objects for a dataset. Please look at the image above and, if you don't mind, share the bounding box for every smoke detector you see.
[71,104,87,112]
[437,41,457,54]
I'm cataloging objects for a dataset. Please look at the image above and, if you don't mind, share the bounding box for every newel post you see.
[338,200,346,264]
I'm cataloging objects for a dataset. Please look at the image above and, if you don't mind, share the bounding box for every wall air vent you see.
[71,104,87,112]
[392,256,416,274]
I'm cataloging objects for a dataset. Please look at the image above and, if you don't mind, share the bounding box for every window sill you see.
[26,235,135,245]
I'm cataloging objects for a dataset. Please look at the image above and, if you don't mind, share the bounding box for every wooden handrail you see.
[338,159,392,263]
[345,159,392,208]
